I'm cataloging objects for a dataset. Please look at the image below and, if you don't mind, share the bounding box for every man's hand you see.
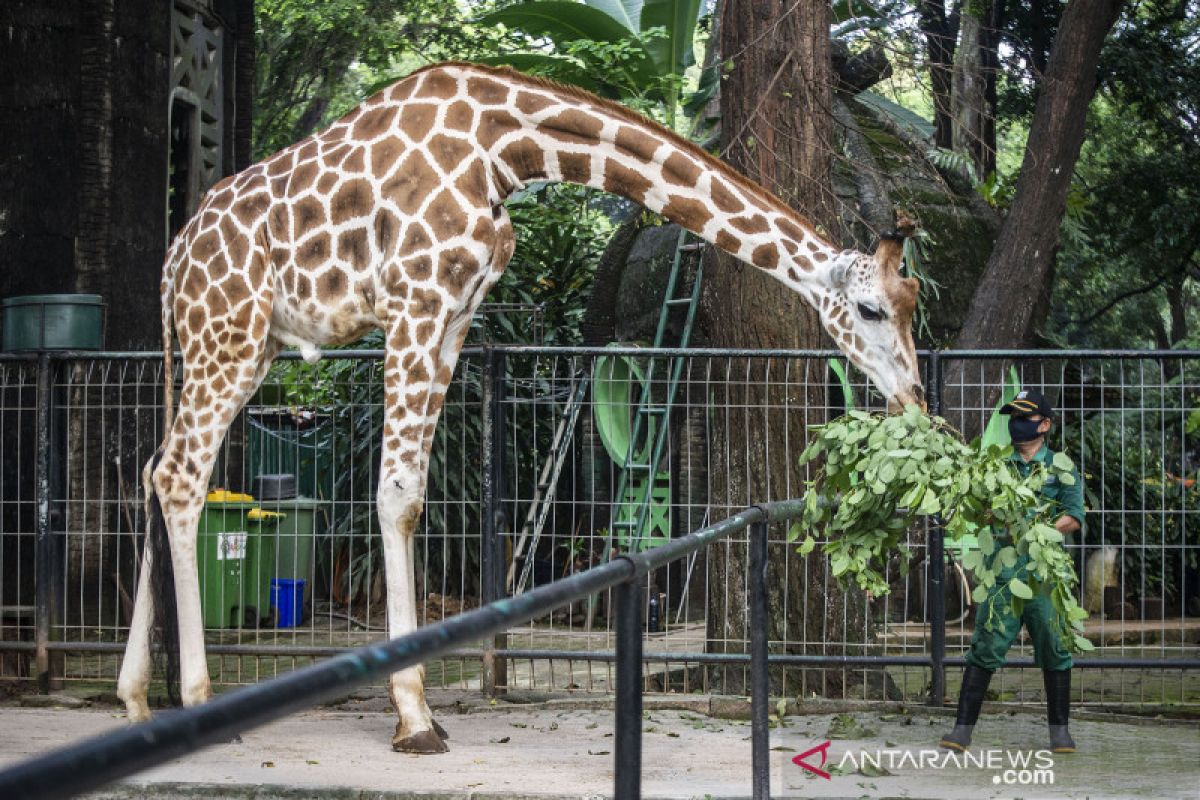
[1055,515,1081,535]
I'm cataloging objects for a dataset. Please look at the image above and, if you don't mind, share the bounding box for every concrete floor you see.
[0,691,1196,799]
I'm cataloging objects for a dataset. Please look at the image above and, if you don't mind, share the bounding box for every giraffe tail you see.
[160,270,175,438]
[146,449,182,707]
[149,258,181,705]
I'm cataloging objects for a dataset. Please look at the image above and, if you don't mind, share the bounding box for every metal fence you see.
[1,348,1198,709]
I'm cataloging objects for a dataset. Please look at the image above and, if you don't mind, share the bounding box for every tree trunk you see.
[952,1,1004,178]
[945,0,1124,430]
[981,0,1005,177]
[920,1,961,149]
[698,0,883,699]
[234,0,256,172]
[951,7,986,175]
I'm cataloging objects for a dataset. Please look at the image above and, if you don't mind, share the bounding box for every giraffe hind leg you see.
[117,453,168,721]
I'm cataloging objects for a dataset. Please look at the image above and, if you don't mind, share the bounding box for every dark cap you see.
[999,389,1053,418]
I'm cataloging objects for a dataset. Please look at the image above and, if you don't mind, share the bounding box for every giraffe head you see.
[816,216,925,412]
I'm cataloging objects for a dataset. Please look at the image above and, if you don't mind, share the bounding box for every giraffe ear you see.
[827,259,851,290]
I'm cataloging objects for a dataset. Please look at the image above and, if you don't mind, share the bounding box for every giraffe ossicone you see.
[116,61,925,753]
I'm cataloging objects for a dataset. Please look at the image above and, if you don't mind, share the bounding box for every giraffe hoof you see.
[393,726,449,754]
[432,718,449,741]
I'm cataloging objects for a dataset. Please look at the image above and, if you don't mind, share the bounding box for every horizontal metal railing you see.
[0,499,805,800]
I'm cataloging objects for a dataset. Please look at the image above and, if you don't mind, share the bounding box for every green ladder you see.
[587,227,704,622]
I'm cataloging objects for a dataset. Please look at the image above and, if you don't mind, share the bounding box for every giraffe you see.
[116,61,926,754]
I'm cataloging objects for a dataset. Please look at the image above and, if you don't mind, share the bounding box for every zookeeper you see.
[940,389,1085,754]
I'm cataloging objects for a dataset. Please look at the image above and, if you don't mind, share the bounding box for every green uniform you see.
[965,444,1085,672]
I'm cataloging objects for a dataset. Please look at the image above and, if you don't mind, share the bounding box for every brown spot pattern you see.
[400,105,436,142]
[400,222,432,254]
[499,138,546,181]
[478,109,521,150]
[403,254,433,280]
[662,195,713,231]
[296,234,330,270]
[337,228,370,270]
[372,138,406,175]
[467,76,509,105]
[414,71,457,100]
[410,287,442,318]
[293,197,324,234]
[715,230,742,253]
[664,152,701,187]
[437,247,477,294]
[730,214,770,235]
[331,179,373,225]
[445,101,474,132]
[711,180,744,213]
[751,244,778,270]
[375,210,399,255]
[539,109,603,146]
[515,91,555,115]
[615,126,660,162]
[353,106,398,140]
[382,152,440,214]
[317,270,347,301]
[426,189,468,238]
[558,152,591,184]
[428,133,473,173]
[603,158,651,203]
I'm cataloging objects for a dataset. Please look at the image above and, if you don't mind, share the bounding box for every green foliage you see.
[476,0,705,126]
[1044,5,1200,348]
[476,184,614,345]
[254,0,504,157]
[1063,383,1200,602]
[790,407,1092,653]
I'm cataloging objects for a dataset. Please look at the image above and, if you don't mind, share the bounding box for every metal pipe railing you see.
[0,500,801,800]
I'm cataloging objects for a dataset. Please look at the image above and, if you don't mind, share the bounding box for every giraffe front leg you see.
[377,329,446,754]
[378,466,445,753]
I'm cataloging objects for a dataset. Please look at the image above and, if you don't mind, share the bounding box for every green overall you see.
[965,444,1085,672]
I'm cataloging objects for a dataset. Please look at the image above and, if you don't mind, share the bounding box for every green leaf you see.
[972,584,990,604]
[1073,635,1095,652]
[977,529,994,556]
[586,0,644,33]
[1009,577,1034,600]
[479,2,635,44]
[473,54,606,94]
[1052,452,1074,471]
[998,546,1018,569]
[640,0,702,75]
[798,536,816,556]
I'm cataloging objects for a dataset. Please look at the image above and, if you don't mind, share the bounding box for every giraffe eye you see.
[857,302,887,322]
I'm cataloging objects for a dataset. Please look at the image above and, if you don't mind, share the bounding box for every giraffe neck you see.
[441,64,844,293]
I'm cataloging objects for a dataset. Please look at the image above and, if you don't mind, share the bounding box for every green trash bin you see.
[258,495,322,617]
[197,492,278,628]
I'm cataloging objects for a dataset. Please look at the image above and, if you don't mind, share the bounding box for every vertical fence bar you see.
[614,577,642,800]
[33,354,52,692]
[480,347,508,695]
[926,352,946,707]
[750,518,770,800]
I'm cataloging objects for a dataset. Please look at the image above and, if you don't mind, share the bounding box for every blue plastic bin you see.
[270,578,306,628]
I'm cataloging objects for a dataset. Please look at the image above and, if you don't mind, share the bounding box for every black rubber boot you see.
[1044,669,1076,753]
[940,665,993,751]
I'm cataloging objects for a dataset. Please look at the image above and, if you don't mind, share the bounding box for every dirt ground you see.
[0,688,1196,799]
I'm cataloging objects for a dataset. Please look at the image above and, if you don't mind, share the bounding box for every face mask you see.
[1008,417,1044,444]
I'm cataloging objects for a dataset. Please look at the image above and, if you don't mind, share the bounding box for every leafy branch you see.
[790,406,1093,654]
